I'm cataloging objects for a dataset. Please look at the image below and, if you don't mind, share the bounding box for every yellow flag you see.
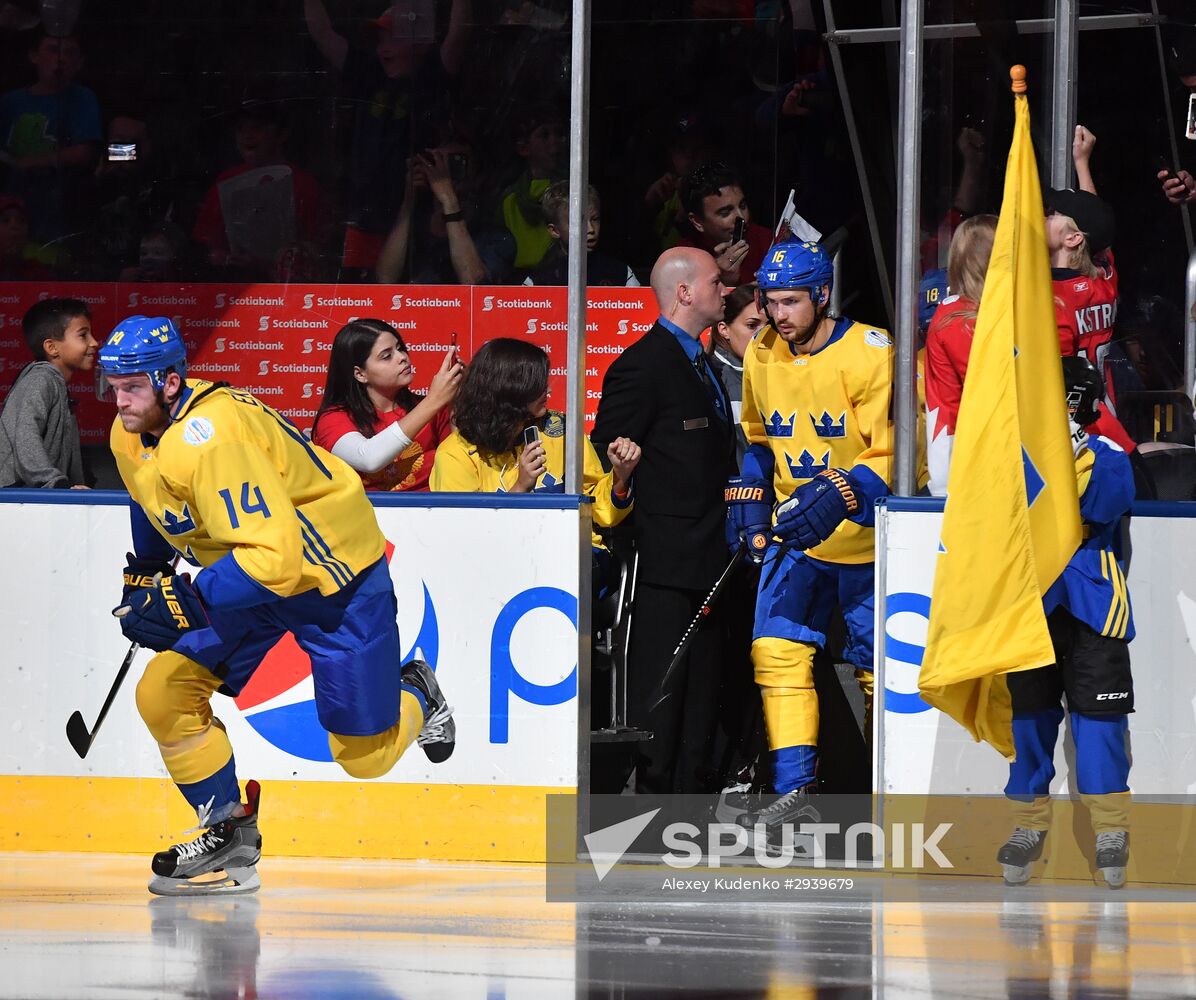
[919,69,1082,759]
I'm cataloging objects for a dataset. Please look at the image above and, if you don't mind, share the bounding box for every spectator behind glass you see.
[118,222,190,283]
[376,139,513,285]
[923,214,997,497]
[88,116,181,279]
[0,297,96,489]
[495,103,566,274]
[678,162,773,287]
[312,319,463,492]
[191,99,323,280]
[707,282,764,465]
[304,0,472,274]
[0,29,101,249]
[430,338,639,563]
[1157,27,1196,205]
[525,181,639,287]
[0,194,54,279]
[643,110,718,253]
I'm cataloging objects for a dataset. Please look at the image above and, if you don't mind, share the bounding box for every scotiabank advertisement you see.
[0,283,659,442]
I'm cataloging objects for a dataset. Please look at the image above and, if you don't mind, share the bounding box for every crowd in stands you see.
[0,0,852,288]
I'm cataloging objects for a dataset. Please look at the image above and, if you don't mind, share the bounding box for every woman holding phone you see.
[312,318,463,491]
[430,338,640,584]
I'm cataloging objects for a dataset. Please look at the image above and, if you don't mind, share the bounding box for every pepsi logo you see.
[235,544,440,760]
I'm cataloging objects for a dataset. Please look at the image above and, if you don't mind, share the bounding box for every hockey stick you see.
[66,556,181,759]
[649,545,746,713]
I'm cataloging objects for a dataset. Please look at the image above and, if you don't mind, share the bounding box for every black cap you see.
[1046,188,1115,254]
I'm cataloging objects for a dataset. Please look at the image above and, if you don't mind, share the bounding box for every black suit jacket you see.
[591,322,735,590]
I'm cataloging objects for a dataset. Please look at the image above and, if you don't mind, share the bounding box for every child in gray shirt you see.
[0,298,97,488]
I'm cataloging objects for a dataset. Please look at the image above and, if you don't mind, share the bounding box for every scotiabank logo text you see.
[214,293,285,308]
[258,361,329,376]
[127,292,197,308]
[390,293,464,309]
[215,338,285,353]
[302,339,333,354]
[482,295,552,312]
[258,316,330,332]
[526,319,597,334]
[303,294,374,310]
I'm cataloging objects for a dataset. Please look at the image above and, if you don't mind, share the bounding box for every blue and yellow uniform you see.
[1006,435,1136,833]
[114,379,427,822]
[741,317,895,792]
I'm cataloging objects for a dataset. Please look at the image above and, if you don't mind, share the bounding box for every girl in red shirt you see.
[312,318,463,491]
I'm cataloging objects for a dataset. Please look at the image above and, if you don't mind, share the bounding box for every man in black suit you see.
[591,246,735,792]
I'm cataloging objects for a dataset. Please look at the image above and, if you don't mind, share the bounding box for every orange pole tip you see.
[1010,65,1027,94]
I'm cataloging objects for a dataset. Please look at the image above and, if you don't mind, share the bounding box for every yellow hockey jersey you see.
[742,318,895,564]
[429,411,632,546]
[111,380,385,604]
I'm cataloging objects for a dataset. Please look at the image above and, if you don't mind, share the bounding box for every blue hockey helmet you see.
[755,240,834,304]
[98,315,187,390]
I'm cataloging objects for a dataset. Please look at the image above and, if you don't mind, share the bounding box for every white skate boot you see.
[148,780,262,896]
[1095,830,1129,889]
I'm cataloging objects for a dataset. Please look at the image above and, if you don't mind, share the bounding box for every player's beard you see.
[789,301,830,348]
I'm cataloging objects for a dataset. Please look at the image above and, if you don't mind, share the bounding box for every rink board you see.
[0,492,589,861]
[876,499,1196,883]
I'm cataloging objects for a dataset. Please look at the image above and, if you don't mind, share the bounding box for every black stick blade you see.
[65,711,93,759]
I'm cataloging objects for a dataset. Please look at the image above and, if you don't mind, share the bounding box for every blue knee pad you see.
[1072,712,1130,794]
[1005,708,1064,800]
[772,744,818,794]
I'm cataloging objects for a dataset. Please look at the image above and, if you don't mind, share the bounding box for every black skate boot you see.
[737,783,822,858]
[402,659,456,763]
[997,827,1047,886]
[148,780,262,896]
[1095,830,1129,889]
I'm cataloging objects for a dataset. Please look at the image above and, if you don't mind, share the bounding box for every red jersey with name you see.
[923,294,978,496]
[925,290,1134,498]
[1053,251,1118,404]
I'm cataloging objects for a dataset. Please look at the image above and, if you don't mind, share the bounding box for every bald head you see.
[650,247,726,338]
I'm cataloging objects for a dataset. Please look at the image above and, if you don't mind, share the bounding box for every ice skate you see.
[737,784,821,858]
[997,827,1047,886]
[715,781,758,826]
[402,658,456,763]
[1095,830,1129,889]
[148,780,262,897]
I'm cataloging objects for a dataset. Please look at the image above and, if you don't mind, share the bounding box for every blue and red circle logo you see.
[233,543,440,760]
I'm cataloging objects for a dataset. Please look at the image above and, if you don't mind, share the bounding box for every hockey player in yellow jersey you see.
[98,316,455,897]
[724,241,894,844]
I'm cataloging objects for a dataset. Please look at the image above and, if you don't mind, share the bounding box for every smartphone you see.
[450,331,458,356]
[107,143,137,162]
[521,425,541,449]
[731,216,746,245]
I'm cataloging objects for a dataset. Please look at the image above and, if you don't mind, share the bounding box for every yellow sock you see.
[328,690,425,779]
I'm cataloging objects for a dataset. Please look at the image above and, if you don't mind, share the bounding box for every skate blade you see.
[745,826,819,861]
[1001,863,1035,886]
[149,866,260,897]
[1097,866,1127,890]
